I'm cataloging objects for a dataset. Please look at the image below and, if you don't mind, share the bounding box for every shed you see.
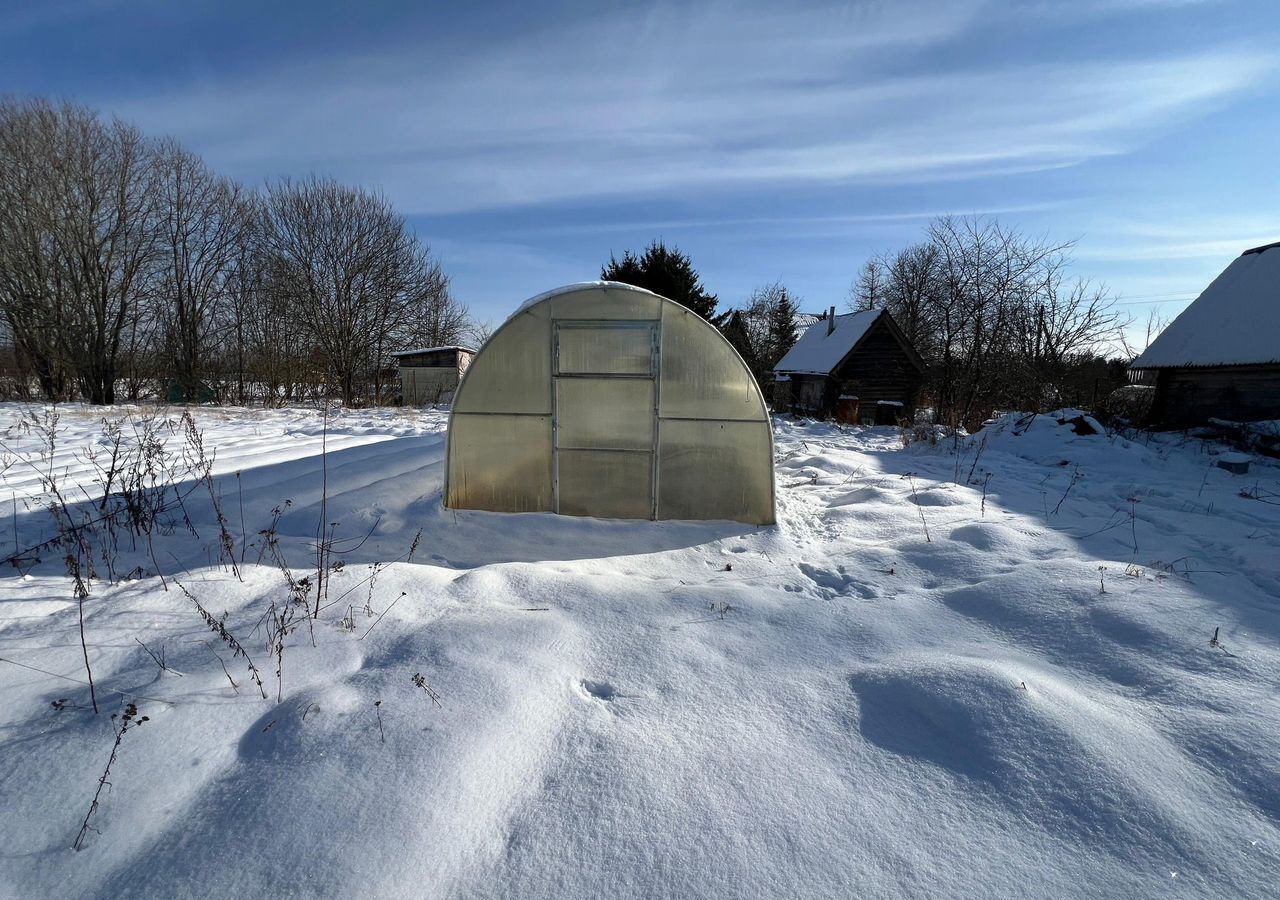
[772,307,925,424]
[1130,242,1280,426]
[393,346,475,405]
[445,282,775,524]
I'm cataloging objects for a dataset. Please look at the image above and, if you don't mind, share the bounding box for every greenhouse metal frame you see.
[445,282,775,525]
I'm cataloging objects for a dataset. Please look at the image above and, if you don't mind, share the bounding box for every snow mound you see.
[946,521,1039,555]
[1,405,1278,899]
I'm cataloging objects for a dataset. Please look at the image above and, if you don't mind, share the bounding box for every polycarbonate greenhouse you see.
[445,282,776,525]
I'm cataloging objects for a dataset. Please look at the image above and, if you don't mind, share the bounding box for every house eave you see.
[1129,360,1280,372]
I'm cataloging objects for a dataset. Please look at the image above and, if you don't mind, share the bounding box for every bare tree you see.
[219,199,266,405]
[0,99,160,404]
[850,216,1126,428]
[1117,307,1170,360]
[851,244,942,358]
[3,98,465,407]
[464,319,495,348]
[261,176,462,405]
[742,282,801,372]
[56,107,159,405]
[153,139,252,403]
[0,98,74,400]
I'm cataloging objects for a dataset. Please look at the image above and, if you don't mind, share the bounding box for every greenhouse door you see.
[552,321,658,519]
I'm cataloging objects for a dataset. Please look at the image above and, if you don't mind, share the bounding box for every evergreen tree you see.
[720,309,760,375]
[738,282,801,372]
[763,285,800,369]
[601,241,720,321]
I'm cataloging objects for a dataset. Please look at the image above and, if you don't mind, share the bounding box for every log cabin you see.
[1130,242,1280,427]
[772,307,925,424]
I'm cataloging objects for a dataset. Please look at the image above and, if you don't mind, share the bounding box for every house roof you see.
[773,308,923,375]
[1131,242,1280,369]
[390,346,477,357]
[774,309,883,374]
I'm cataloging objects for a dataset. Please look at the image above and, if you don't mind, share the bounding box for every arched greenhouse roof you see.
[445,282,775,525]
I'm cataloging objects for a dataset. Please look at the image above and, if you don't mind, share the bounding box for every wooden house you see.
[772,307,925,424]
[393,346,476,405]
[1130,242,1280,426]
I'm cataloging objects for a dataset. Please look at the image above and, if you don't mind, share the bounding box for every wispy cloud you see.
[1014,0,1223,16]
[96,1,1272,215]
[1077,212,1280,262]
[481,202,1071,239]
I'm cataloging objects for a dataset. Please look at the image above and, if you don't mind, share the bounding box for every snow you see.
[774,309,882,375]
[390,346,477,357]
[511,280,661,318]
[1132,243,1280,368]
[1,404,1279,898]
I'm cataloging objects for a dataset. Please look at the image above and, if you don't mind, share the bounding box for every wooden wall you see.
[773,319,923,422]
[830,320,923,419]
[1149,365,1280,426]
[395,348,472,369]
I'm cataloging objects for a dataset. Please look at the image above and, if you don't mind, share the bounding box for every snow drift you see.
[0,405,1277,899]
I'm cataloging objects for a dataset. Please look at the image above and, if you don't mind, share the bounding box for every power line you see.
[1113,290,1199,300]
[1113,295,1197,306]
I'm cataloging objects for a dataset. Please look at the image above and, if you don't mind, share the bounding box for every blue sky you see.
[3,0,1279,341]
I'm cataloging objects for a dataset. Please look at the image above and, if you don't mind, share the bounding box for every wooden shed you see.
[393,346,476,406]
[1130,242,1280,427]
[772,307,925,424]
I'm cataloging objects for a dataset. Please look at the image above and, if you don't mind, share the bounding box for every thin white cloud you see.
[1077,212,1280,261]
[97,1,1273,214]
[1013,0,1223,16]
[488,202,1071,238]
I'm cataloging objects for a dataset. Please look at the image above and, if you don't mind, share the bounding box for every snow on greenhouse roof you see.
[773,309,883,375]
[1132,243,1280,369]
[509,281,662,319]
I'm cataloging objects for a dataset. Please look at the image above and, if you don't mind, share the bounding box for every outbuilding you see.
[393,346,475,406]
[772,307,925,424]
[1130,242,1280,426]
[445,282,775,524]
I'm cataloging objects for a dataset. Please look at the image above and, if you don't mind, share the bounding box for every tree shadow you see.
[3,430,762,581]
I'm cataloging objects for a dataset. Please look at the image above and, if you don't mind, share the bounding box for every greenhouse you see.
[445,282,775,524]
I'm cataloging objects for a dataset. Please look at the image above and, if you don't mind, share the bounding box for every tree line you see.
[0,96,1126,420]
[602,223,1128,429]
[0,97,470,406]
[851,216,1127,428]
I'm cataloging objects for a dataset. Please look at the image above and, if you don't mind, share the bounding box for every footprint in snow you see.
[798,562,877,600]
[579,679,617,702]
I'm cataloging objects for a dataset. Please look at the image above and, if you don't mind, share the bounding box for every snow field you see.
[0,404,1277,898]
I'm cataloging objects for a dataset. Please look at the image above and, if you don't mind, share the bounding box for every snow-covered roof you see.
[773,309,884,375]
[1132,242,1280,369]
[390,346,477,357]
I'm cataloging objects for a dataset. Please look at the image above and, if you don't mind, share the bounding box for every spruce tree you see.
[720,309,760,375]
[601,241,720,321]
[764,285,800,369]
